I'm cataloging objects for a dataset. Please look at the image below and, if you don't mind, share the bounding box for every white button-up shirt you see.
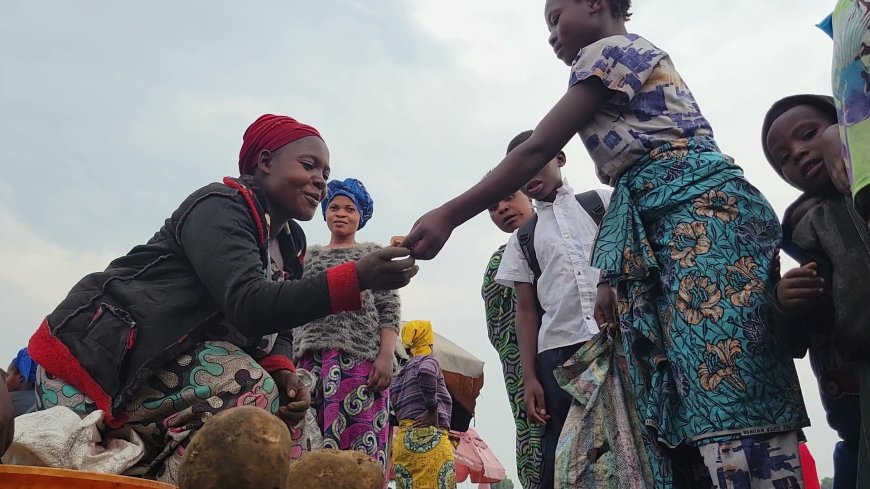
[496,181,611,353]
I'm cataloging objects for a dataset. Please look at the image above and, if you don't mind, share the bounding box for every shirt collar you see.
[533,179,573,209]
[264,214,292,236]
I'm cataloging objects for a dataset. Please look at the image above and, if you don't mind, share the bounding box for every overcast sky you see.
[0,0,839,483]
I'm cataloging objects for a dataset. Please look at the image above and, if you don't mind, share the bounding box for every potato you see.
[179,406,292,489]
[287,449,383,489]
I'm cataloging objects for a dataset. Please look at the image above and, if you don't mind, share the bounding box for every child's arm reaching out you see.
[403,78,609,260]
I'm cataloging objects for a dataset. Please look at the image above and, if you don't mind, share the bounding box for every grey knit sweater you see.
[292,242,401,361]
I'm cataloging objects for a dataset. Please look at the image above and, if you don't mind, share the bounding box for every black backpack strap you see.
[516,214,546,317]
[575,190,606,226]
[516,214,541,281]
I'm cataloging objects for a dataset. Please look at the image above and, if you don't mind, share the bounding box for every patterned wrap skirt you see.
[590,137,809,486]
[392,420,457,489]
[297,348,390,471]
[36,340,280,485]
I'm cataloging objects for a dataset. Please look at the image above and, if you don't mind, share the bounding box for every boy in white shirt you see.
[496,130,613,489]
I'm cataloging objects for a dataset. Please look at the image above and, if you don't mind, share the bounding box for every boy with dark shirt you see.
[762,94,870,488]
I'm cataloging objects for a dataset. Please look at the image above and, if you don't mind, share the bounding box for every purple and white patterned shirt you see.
[392,355,452,429]
[571,34,714,185]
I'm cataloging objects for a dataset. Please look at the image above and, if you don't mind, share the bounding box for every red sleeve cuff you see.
[259,355,296,373]
[326,261,362,314]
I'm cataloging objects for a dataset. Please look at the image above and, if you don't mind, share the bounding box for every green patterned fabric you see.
[482,246,543,489]
[36,341,279,485]
[554,332,655,489]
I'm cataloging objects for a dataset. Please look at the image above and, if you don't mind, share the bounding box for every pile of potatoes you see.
[178,406,383,489]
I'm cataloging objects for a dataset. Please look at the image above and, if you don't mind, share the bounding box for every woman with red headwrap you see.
[26,114,418,484]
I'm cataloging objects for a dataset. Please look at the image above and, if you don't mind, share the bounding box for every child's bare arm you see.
[516,282,541,381]
[403,78,609,260]
[822,124,851,195]
[515,282,549,425]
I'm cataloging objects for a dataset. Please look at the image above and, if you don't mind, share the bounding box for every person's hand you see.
[356,247,418,291]
[593,283,617,330]
[366,353,393,394]
[776,262,824,311]
[523,376,550,425]
[772,250,782,284]
[822,124,851,195]
[0,382,14,458]
[273,370,311,429]
[411,407,440,429]
[401,207,456,261]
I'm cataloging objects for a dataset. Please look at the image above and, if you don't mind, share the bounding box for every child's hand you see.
[823,124,851,195]
[402,207,456,260]
[356,247,418,291]
[523,377,550,425]
[366,353,393,393]
[776,262,824,311]
[593,283,617,328]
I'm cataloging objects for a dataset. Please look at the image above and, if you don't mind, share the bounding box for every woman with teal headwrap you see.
[292,177,401,473]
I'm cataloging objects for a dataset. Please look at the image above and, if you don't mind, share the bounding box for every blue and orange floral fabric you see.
[591,138,809,460]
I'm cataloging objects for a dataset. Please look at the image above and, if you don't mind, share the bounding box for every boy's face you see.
[766,105,834,194]
[522,152,566,202]
[5,365,21,391]
[488,191,534,233]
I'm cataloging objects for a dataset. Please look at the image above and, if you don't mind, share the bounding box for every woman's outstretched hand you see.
[402,207,455,261]
[357,247,419,291]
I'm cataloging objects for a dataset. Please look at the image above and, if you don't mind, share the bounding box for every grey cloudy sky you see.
[0,0,839,482]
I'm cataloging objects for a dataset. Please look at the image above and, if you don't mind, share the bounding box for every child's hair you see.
[507,130,533,155]
[608,0,632,21]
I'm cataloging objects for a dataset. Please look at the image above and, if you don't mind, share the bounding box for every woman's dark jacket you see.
[29,177,361,426]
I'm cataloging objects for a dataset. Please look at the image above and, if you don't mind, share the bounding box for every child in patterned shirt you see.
[404,0,809,487]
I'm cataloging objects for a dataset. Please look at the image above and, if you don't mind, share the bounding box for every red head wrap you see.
[238,114,322,175]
